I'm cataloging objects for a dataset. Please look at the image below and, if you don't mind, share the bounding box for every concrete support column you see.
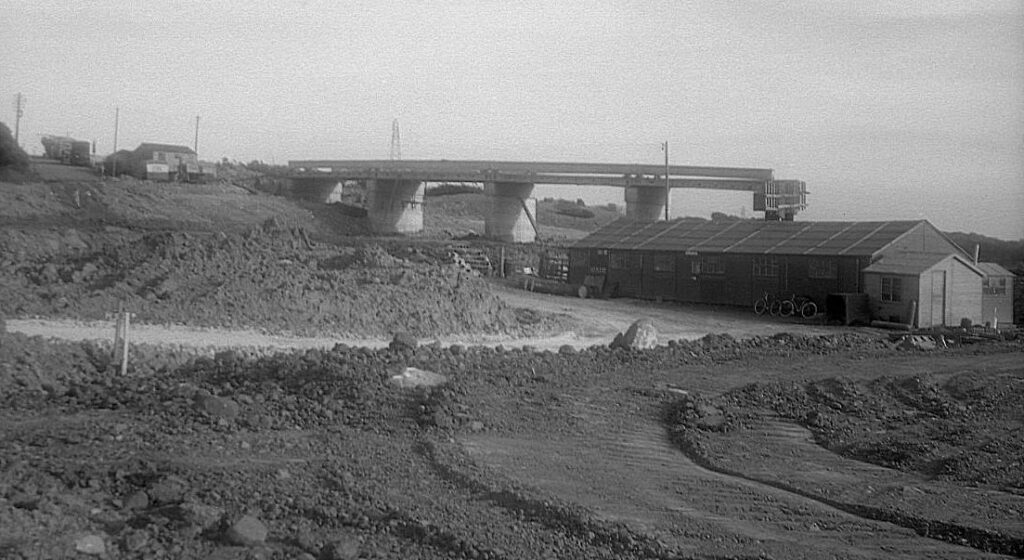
[366,179,424,234]
[292,178,344,202]
[485,181,536,243]
[625,185,668,222]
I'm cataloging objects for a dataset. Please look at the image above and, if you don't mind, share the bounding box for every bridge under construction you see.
[288,159,807,243]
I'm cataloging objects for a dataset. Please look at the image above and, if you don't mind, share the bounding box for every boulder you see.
[225,515,267,546]
[148,475,188,504]
[194,394,240,420]
[611,319,657,350]
[323,532,361,560]
[74,535,106,556]
[389,367,447,389]
[389,332,418,352]
[898,335,937,351]
[180,501,225,531]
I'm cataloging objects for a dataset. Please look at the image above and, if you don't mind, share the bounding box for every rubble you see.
[0,229,520,337]
[610,319,657,350]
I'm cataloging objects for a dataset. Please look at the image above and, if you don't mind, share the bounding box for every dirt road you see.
[7,287,849,353]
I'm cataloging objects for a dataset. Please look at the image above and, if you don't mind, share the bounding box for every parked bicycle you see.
[753,292,784,316]
[780,294,818,319]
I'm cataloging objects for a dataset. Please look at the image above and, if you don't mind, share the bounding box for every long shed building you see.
[569,218,986,326]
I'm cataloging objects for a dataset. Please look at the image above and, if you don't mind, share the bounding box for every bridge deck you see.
[288,159,774,190]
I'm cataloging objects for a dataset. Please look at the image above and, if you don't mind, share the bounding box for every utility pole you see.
[112,106,120,176]
[194,115,200,154]
[390,119,401,160]
[662,141,670,221]
[13,93,25,145]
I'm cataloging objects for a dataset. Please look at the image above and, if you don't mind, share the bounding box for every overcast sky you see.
[3,1,1022,239]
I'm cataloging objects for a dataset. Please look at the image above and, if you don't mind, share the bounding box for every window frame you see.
[752,256,779,278]
[652,253,674,273]
[699,255,724,275]
[880,276,902,303]
[808,258,837,279]
[608,252,627,270]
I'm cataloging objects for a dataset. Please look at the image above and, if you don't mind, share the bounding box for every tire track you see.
[463,391,1009,559]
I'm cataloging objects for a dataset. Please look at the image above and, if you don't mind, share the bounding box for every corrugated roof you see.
[977,262,1015,277]
[573,218,927,257]
[861,253,960,275]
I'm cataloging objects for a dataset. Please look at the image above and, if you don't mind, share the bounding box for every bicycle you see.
[754,292,784,316]
[780,294,818,319]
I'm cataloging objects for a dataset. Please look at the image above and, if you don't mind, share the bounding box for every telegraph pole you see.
[112,107,120,176]
[194,115,200,154]
[13,93,25,145]
[662,141,670,221]
[390,119,401,160]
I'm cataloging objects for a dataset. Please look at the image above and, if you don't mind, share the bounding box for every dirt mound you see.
[1,225,518,337]
[709,367,1024,491]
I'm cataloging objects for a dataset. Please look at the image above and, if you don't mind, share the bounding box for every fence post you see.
[120,311,130,375]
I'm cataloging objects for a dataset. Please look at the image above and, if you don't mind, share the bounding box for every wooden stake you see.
[113,311,123,361]
[120,311,130,375]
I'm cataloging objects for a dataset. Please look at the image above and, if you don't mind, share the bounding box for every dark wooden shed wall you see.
[569,249,866,308]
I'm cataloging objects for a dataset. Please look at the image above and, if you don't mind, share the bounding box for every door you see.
[930,270,946,326]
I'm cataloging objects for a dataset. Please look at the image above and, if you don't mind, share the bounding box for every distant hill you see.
[945,232,1024,273]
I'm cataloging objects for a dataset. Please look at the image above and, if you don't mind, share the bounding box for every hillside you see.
[946,231,1024,272]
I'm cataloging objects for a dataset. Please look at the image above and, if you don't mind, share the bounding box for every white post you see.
[113,312,123,361]
[120,311,130,375]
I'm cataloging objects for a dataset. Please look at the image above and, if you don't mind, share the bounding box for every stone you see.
[148,475,188,504]
[323,532,360,560]
[123,529,150,552]
[389,331,418,351]
[74,534,106,556]
[469,421,485,432]
[898,335,937,351]
[194,394,240,420]
[124,490,149,510]
[389,367,447,389]
[180,501,225,531]
[214,349,240,363]
[611,319,657,350]
[225,515,268,546]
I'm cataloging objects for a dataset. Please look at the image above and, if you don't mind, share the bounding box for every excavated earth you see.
[2,176,1024,559]
[2,330,1023,559]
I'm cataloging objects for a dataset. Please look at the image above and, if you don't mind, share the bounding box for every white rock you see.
[74,535,105,556]
[389,367,447,388]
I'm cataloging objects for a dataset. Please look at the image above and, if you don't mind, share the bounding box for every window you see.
[699,255,724,275]
[156,152,166,162]
[881,276,902,303]
[690,259,701,275]
[652,254,674,273]
[983,278,1007,295]
[608,253,627,270]
[808,258,837,279]
[753,256,779,278]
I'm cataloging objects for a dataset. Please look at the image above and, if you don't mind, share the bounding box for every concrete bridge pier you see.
[485,181,537,243]
[366,179,425,233]
[291,178,345,202]
[625,185,668,222]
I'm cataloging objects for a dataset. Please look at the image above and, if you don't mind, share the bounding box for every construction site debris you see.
[0,227,521,338]
[610,319,658,350]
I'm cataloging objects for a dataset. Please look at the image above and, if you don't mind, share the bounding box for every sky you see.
[3,0,1022,239]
